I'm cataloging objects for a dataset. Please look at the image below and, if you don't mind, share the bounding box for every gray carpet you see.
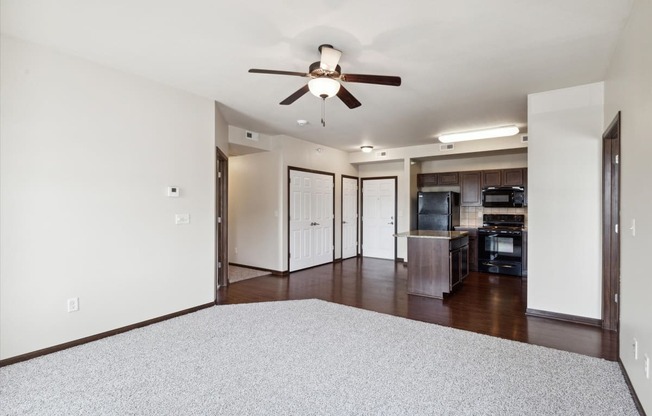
[0,299,638,415]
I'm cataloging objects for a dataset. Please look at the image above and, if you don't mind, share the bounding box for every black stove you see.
[480,214,525,230]
[477,214,526,277]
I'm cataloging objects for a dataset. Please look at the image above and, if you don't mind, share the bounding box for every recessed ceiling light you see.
[438,125,520,143]
[297,119,309,126]
[360,146,374,153]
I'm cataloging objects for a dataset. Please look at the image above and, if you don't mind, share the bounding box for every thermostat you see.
[167,186,180,197]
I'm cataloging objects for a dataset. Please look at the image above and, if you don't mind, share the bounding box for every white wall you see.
[228,150,283,270]
[228,132,357,272]
[420,151,527,173]
[527,83,604,319]
[214,103,229,154]
[0,36,216,359]
[604,0,652,411]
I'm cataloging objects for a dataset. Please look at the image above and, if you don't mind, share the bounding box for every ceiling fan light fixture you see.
[439,125,520,143]
[360,146,374,153]
[308,77,340,98]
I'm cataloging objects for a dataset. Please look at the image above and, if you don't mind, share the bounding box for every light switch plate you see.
[175,214,190,224]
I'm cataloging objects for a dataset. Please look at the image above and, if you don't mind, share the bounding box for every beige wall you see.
[604,0,652,411]
[228,132,357,272]
[214,103,229,154]
[527,82,604,320]
[0,36,216,359]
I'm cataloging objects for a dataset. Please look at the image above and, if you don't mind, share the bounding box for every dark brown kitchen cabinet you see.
[437,172,459,185]
[450,245,469,287]
[460,171,482,206]
[483,168,525,187]
[417,173,438,187]
[417,172,459,187]
[455,228,477,271]
[406,234,469,299]
[482,170,502,187]
[502,168,525,186]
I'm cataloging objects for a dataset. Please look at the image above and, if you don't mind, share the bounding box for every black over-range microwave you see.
[482,186,526,207]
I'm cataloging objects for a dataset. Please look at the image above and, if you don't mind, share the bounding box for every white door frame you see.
[288,167,335,272]
[341,175,359,259]
[361,177,397,260]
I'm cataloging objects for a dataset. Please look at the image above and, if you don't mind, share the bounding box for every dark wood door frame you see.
[216,147,228,293]
[360,176,398,260]
[602,112,621,332]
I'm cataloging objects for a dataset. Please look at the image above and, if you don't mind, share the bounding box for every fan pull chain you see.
[320,95,327,127]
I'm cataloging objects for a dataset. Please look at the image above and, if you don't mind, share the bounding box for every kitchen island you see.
[395,230,469,299]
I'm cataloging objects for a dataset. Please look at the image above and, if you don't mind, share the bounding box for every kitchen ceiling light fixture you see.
[360,146,374,153]
[438,125,520,143]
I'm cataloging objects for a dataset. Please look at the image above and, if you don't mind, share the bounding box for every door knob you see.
[342,221,347,224]
[314,222,320,226]
[388,222,394,225]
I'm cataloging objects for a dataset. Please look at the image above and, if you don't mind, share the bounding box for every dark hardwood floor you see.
[217,257,617,360]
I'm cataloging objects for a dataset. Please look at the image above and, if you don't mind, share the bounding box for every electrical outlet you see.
[67,297,79,312]
[633,338,638,360]
[645,354,650,380]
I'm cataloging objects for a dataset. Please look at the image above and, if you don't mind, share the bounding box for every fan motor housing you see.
[309,61,341,77]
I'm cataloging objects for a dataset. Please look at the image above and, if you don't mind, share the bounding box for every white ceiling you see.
[0,0,634,152]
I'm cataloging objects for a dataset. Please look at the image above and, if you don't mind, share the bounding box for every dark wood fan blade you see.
[337,85,362,109]
[280,84,310,105]
[341,73,401,86]
[249,69,309,77]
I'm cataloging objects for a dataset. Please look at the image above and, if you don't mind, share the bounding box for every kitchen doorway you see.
[602,112,621,332]
[361,177,397,260]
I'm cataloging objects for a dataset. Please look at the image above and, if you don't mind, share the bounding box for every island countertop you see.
[394,230,469,240]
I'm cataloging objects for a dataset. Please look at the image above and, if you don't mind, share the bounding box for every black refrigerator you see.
[417,191,460,231]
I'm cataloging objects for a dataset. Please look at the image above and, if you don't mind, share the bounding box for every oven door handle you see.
[482,262,514,268]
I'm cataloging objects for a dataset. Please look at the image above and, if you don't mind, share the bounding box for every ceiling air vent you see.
[375,150,388,158]
[245,130,259,141]
[440,144,454,151]
[521,135,528,143]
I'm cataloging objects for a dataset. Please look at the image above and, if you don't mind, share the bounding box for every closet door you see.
[289,169,334,272]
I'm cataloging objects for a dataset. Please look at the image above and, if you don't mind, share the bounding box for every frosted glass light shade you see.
[308,77,341,98]
[439,125,520,143]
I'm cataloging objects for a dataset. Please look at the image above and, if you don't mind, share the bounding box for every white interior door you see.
[362,178,396,259]
[290,169,334,272]
[342,176,358,259]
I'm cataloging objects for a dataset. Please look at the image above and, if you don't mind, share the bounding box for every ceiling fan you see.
[248,44,401,117]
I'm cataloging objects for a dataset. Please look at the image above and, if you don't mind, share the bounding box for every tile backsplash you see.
[459,207,528,228]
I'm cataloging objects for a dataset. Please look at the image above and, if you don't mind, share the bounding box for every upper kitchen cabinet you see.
[483,168,526,187]
[502,168,526,186]
[460,171,482,206]
[417,172,459,187]
[482,170,502,187]
[417,173,438,187]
